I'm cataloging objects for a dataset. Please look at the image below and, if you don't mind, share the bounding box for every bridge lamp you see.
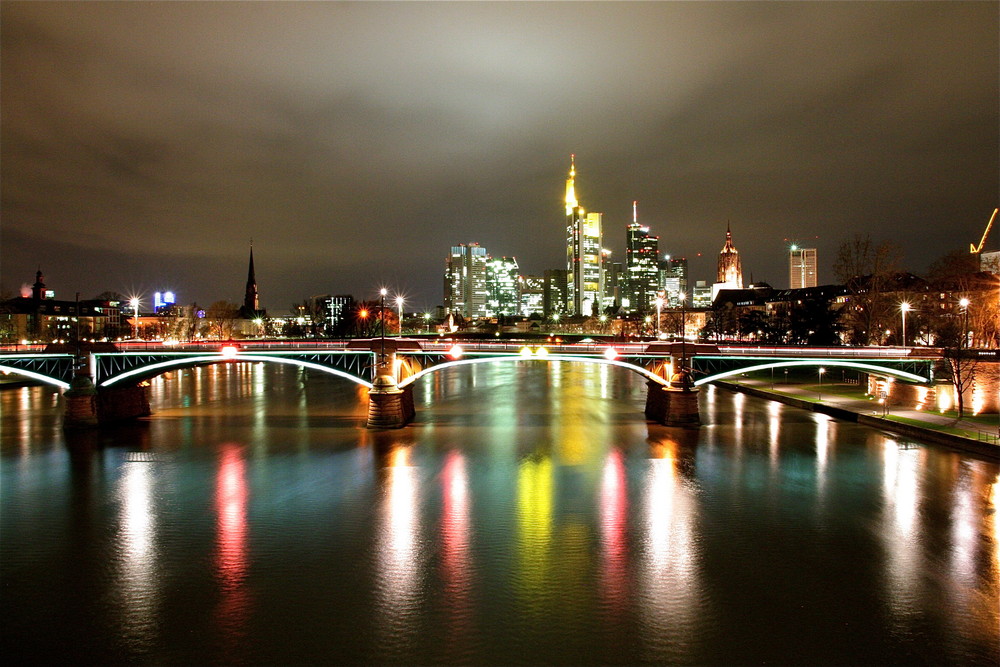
[130,298,140,340]
[220,345,240,359]
[519,346,533,357]
[535,346,549,358]
[818,367,826,400]
[899,302,911,347]
[604,347,618,361]
[448,344,464,359]
[395,296,404,334]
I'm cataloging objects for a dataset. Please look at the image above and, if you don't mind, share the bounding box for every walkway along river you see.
[2,361,997,665]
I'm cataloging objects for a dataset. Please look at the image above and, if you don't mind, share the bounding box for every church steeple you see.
[244,241,259,314]
[717,223,743,288]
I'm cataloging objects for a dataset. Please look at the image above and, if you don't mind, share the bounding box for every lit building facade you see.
[660,255,688,306]
[564,156,603,316]
[543,269,568,318]
[713,224,744,299]
[444,243,489,319]
[519,275,545,317]
[624,202,659,312]
[789,246,817,289]
[486,256,520,316]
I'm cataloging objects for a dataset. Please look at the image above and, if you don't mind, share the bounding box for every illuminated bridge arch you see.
[96,351,376,389]
[396,353,670,388]
[691,359,931,387]
[0,363,72,389]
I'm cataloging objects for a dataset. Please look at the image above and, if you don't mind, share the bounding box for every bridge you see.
[0,340,937,428]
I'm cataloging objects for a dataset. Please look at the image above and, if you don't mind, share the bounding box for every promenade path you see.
[720,377,1000,454]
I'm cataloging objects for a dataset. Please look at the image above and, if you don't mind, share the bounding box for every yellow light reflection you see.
[516,454,553,617]
[376,444,421,653]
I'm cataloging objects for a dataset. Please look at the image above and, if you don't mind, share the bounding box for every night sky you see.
[2,2,997,313]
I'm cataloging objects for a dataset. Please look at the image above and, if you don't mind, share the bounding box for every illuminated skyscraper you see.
[625,201,659,313]
[564,155,603,316]
[486,256,520,316]
[444,243,489,319]
[789,246,817,289]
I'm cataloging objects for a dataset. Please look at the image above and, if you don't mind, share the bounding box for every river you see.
[2,361,997,665]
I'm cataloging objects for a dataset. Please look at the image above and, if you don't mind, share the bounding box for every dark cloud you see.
[2,1,997,312]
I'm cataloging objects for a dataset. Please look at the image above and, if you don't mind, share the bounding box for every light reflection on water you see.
[1,361,998,665]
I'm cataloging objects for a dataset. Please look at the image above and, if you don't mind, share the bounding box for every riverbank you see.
[716,379,1000,461]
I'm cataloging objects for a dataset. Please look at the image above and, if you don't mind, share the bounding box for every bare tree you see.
[833,234,902,344]
[206,301,240,340]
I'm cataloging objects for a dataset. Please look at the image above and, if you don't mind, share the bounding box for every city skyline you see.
[2,2,997,311]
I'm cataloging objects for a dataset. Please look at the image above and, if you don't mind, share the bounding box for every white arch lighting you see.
[692,359,929,387]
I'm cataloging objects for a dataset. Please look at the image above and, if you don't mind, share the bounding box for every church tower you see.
[243,242,260,316]
[716,224,743,288]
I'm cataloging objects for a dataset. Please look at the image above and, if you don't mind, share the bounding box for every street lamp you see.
[679,291,687,373]
[655,296,664,338]
[379,288,387,369]
[900,302,911,347]
[395,296,404,335]
[959,297,970,348]
[423,312,431,333]
[130,298,139,340]
[818,367,826,400]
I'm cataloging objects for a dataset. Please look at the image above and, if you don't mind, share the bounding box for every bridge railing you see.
[717,345,943,359]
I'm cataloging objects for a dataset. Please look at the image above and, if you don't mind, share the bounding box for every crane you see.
[970,207,998,253]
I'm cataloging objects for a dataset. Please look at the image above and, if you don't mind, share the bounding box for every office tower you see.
[486,256,520,317]
[789,246,818,289]
[519,275,545,317]
[659,255,688,306]
[602,251,623,312]
[625,201,659,313]
[716,224,743,288]
[543,269,568,318]
[564,155,603,316]
[444,243,489,319]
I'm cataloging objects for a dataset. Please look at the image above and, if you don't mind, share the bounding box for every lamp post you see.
[130,298,139,340]
[900,302,911,347]
[424,312,431,333]
[379,288,387,370]
[959,297,970,348]
[818,367,826,400]
[655,296,664,338]
[395,296,404,335]
[679,291,687,372]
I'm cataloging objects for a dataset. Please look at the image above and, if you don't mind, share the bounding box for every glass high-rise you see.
[564,156,603,316]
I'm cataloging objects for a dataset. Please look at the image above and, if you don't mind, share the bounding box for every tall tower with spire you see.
[625,201,659,313]
[564,155,603,316]
[716,224,743,288]
[242,242,261,317]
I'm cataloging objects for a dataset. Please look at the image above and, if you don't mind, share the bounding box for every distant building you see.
[564,155,603,316]
[486,256,520,316]
[602,254,623,312]
[0,270,121,342]
[789,246,818,289]
[518,275,545,317]
[713,224,744,299]
[543,269,568,318]
[239,242,266,320]
[312,294,354,334]
[691,280,713,308]
[659,255,688,307]
[624,201,659,313]
[444,243,489,319]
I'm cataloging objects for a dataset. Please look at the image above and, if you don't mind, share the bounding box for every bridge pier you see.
[367,375,414,429]
[645,370,701,427]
